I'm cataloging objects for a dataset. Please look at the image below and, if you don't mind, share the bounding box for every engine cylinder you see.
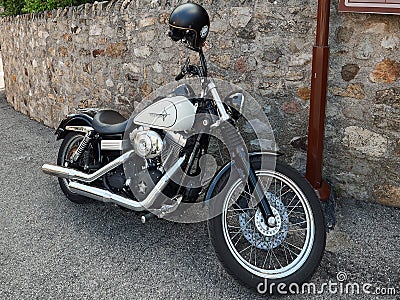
[161,132,186,170]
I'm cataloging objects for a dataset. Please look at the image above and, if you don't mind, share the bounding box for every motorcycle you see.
[42,3,326,293]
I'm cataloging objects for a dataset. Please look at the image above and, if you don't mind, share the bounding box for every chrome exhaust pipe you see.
[68,155,186,211]
[42,150,135,183]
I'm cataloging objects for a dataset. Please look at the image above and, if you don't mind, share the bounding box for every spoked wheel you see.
[57,132,91,204]
[208,158,326,294]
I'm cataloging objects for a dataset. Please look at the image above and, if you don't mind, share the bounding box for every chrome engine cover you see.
[130,128,163,158]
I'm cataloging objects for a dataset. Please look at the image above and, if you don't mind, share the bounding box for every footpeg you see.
[141,195,183,223]
[141,212,156,224]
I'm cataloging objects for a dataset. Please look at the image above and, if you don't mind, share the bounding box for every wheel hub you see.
[255,207,281,236]
[238,192,289,250]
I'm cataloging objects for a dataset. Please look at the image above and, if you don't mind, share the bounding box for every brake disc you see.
[238,192,289,250]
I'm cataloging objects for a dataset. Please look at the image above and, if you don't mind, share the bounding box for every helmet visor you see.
[168,27,185,42]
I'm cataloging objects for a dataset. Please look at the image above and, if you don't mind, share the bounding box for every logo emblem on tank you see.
[149,108,170,121]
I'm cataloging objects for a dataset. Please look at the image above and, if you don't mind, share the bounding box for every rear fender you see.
[55,113,101,163]
[55,114,93,140]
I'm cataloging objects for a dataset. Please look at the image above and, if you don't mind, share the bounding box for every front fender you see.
[55,114,93,140]
[205,151,282,202]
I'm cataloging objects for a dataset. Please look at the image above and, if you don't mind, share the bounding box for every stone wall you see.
[0,50,4,89]
[0,0,399,206]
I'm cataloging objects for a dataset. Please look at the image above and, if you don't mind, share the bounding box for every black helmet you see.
[168,3,210,51]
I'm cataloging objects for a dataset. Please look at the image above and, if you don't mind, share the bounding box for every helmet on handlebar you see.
[168,3,210,51]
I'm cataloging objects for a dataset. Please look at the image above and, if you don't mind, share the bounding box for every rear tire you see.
[57,132,92,204]
[208,158,326,294]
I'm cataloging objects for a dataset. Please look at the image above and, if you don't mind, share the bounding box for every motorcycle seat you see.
[92,110,128,135]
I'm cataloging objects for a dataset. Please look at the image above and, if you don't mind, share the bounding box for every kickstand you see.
[321,183,336,232]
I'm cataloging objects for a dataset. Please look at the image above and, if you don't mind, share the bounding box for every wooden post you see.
[305,0,331,201]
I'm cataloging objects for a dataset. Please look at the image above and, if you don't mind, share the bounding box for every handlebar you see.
[175,71,185,81]
[175,57,190,81]
[175,57,203,81]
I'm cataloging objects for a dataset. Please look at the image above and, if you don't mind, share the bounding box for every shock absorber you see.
[71,131,95,163]
[220,120,248,167]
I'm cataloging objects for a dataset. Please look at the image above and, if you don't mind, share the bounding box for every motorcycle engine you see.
[128,127,187,200]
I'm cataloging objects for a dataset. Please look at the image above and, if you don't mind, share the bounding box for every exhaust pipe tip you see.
[41,150,136,182]
[41,164,54,174]
[42,164,71,178]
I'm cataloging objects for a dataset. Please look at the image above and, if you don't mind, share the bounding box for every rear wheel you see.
[57,132,91,204]
[208,159,326,294]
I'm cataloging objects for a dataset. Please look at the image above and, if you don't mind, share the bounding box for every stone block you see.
[341,64,359,82]
[106,79,114,87]
[79,48,91,56]
[229,7,252,29]
[335,26,354,43]
[342,101,369,121]
[369,58,400,84]
[236,27,256,40]
[106,41,128,58]
[139,17,156,28]
[62,33,72,42]
[58,46,69,57]
[394,139,400,156]
[342,126,388,158]
[354,40,373,60]
[330,83,364,99]
[281,100,301,115]
[289,53,312,66]
[372,105,400,131]
[152,62,163,74]
[381,35,399,50]
[297,87,310,100]
[133,46,151,58]
[212,54,231,70]
[92,49,105,57]
[262,47,282,64]
[141,82,152,97]
[365,21,389,34]
[290,136,308,151]
[234,57,247,73]
[89,24,102,36]
[285,70,303,81]
[373,185,400,208]
[210,19,229,33]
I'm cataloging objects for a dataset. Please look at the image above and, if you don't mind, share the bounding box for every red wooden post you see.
[305,0,332,201]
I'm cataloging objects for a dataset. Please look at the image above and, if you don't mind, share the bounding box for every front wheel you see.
[208,159,326,294]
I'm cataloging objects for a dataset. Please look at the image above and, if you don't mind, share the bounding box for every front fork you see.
[236,150,276,227]
[220,121,276,227]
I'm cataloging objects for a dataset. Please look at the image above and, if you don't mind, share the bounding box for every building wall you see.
[0,0,399,206]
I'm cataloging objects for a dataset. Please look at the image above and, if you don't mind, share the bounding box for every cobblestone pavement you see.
[0,90,399,299]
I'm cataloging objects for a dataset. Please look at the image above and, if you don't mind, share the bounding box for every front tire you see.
[208,159,326,294]
[57,132,91,204]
